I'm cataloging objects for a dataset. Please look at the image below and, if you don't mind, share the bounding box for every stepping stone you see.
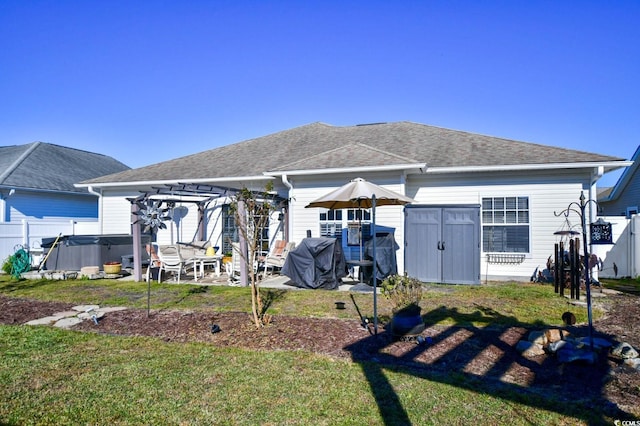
[96,307,127,313]
[71,305,100,312]
[53,310,82,318]
[53,317,83,329]
[78,311,105,320]
[24,316,62,326]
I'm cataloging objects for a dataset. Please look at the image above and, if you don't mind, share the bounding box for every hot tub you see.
[41,234,142,271]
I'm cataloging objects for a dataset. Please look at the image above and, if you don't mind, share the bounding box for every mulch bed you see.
[1,291,639,419]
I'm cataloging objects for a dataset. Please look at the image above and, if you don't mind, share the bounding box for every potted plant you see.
[381,273,424,336]
[103,261,122,275]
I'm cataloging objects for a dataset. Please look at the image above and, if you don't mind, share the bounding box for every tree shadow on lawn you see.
[345,304,635,425]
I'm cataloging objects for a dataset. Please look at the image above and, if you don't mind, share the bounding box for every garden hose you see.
[10,248,32,279]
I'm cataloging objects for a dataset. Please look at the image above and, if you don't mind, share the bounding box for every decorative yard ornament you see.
[590,218,613,245]
[554,191,601,351]
[132,198,172,318]
[133,199,172,234]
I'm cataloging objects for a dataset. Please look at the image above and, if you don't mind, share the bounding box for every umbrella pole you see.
[372,195,378,334]
[358,205,363,262]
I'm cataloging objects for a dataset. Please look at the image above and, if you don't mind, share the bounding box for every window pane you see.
[518,197,528,209]
[494,198,504,209]
[505,226,529,252]
[494,211,505,223]
[482,198,493,209]
[518,211,529,223]
[483,225,529,253]
[506,197,517,209]
[482,211,493,223]
[506,211,517,223]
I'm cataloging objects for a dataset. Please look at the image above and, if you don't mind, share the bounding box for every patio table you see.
[192,254,222,281]
[346,259,373,285]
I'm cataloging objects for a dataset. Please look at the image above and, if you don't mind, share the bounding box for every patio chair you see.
[263,240,296,276]
[225,242,261,284]
[226,243,242,283]
[156,244,187,283]
[145,243,162,282]
[177,240,210,260]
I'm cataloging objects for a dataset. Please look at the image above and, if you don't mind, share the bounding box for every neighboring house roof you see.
[0,142,130,193]
[80,121,626,186]
[599,145,640,203]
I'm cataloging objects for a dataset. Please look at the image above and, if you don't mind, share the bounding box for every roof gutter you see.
[75,175,274,189]
[424,161,632,175]
[268,163,426,177]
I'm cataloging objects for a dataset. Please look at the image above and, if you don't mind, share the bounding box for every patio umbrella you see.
[305,177,416,334]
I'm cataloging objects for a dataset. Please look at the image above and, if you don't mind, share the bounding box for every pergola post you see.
[238,200,249,287]
[131,202,143,282]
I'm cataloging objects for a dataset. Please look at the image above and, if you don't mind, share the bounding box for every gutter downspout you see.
[281,174,293,242]
[631,215,637,279]
[87,186,103,234]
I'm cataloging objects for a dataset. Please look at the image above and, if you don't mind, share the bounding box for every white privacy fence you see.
[592,215,640,279]
[0,220,100,265]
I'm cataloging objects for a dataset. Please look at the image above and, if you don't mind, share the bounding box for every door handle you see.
[437,241,445,251]
[441,241,445,251]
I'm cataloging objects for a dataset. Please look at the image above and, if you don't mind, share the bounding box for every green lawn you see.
[0,275,632,425]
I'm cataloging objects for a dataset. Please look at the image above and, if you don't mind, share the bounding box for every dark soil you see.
[1,291,639,420]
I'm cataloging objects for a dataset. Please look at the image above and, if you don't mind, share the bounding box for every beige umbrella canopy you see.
[305,177,416,334]
[306,178,416,209]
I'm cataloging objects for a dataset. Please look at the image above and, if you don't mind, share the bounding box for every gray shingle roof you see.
[82,121,624,185]
[0,142,130,193]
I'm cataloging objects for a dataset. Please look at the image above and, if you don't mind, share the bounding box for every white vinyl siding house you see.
[77,121,630,282]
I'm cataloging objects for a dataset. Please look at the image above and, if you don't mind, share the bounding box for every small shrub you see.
[380,273,423,313]
[1,256,12,275]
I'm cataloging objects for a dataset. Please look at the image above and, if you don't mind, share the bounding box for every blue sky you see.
[1,1,638,187]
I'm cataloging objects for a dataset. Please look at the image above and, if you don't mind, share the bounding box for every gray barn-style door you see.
[405,205,480,284]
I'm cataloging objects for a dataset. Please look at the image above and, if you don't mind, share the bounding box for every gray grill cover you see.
[363,233,399,284]
[282,238,347,289]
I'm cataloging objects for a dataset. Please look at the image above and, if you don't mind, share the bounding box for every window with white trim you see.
[347,208,371,223]
[482,196,530,253]
[319,209,342,237]
[319,208,371,238]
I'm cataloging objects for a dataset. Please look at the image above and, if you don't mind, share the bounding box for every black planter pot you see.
[390,304,425,336]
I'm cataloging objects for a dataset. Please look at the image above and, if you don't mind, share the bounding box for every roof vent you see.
[356,122,387,126]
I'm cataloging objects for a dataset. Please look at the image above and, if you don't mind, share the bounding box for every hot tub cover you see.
[41,234,134,248]
[281,237,347,289]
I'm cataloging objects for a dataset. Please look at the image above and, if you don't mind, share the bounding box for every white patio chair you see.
[226,243,242,283]
[226,242,262,284]
[263,240,295,276]
[157,244,186,283]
